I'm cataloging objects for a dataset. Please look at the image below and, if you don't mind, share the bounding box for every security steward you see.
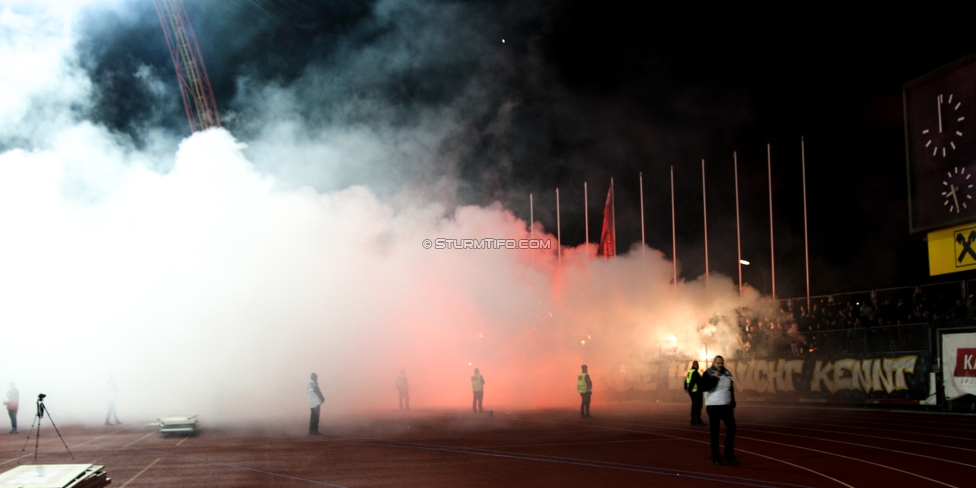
[471,368,485,413]
[685,361,706,426]
[578,364,593,418]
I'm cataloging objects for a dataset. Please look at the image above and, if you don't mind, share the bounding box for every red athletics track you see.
[1,402,973,487]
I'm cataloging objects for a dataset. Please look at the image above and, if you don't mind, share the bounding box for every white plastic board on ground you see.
[942,331,976,400]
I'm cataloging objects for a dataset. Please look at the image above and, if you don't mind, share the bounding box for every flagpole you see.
[640,172,645,262]
[556,188,561,267]
[768,143,776,301]
[735,152,742,297]
[584,182,589,248]
[671,166,677,288]
[801,136,810,310]
[530,193,534,241]
[702,159,709,286]
[611,177,617,256]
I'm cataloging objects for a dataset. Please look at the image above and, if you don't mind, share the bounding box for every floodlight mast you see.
[154,0,221,133]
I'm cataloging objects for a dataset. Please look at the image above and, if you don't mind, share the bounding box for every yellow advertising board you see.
[928,223,976,275]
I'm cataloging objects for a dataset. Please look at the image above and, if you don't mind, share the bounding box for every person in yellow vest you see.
[685,361,706,426]
[471,368,485,413]
[578,364,592,418]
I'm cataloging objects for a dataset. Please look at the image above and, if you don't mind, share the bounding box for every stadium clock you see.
[921,93,966,159]
[904,55,976,232]
[941,165,974,214]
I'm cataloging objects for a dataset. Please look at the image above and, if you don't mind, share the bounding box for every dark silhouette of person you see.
[685,361,705,426]
[577,365,592,418]
[307,372,325,435]
[471,368,485,413]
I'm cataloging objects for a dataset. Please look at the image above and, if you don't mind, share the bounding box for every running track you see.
[1,402,972,487]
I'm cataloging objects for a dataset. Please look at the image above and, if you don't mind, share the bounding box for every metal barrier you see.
[800,323,931,356]
[742,323,931,358]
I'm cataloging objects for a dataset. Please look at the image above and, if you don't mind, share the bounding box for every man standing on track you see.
[105,376,122,426]
[307,372,325,435]
[396,369,409,411]
[471,368,485,413]
[578,365,592,418]
[685,361,705,426]
[702,355,738,466]
[4,383,17,434]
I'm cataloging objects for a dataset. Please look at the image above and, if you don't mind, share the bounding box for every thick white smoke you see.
[0,2,756,427]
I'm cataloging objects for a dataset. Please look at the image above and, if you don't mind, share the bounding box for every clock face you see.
[905,57,976,232]
[923,93,966,158]
[942,165,973,213]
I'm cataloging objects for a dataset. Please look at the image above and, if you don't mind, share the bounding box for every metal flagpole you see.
[671,166,677,288]
[768,143,776,300]
[735,152,742,297]
[611,177,617,256]
[702,159,709,286]
[556,188,561,267]
[584,182,589,247]
[530,193,534,241]
[801,136,810,310]
[640,172,646,262]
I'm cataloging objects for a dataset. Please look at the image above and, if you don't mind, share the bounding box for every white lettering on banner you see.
[725,359,804,393]
[669,356,919,395]
[810,360,833,392]
[810,356,917,394]
[966,354,975,370]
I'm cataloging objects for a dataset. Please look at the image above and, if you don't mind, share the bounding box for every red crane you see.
[154,0,221,133]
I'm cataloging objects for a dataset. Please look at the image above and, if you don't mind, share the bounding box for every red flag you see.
[596,184,615,258]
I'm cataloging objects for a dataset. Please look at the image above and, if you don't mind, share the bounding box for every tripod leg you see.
[43,407,74,460]
[17,413,39,464]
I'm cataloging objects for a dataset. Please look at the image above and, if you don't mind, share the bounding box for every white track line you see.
[755,419,976,442]
[119,457,160,488]
[656,418,976,455]
[737,436,957,488]
[518,418,854,488]
[1,430,126,466]
[124,432,154,448]
[741,422,976,455]
[601,419,963,487]
[176,436,189,446]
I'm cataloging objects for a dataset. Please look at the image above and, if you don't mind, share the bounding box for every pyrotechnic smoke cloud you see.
[0,1,757,426]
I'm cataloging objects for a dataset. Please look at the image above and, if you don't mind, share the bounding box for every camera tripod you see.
[19,394,74,463]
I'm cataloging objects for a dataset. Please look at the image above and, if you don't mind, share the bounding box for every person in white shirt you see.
[702,356,738,466]
[307,373,325,435]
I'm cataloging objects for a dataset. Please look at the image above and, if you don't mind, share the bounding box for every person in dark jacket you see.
[700,356,738,466]
[684,361,706,426]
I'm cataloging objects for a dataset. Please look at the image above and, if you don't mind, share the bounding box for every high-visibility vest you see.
[471,374,484,392]
[577,373,591,393]
[685,369,698,393]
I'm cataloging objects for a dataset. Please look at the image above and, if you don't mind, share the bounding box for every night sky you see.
[71,1,976,299]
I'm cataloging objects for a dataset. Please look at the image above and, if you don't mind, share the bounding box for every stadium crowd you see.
[734,290,968,358]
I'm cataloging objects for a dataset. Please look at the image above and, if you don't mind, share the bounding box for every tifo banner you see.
[941,332,976,400]
[668,353,931,402]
